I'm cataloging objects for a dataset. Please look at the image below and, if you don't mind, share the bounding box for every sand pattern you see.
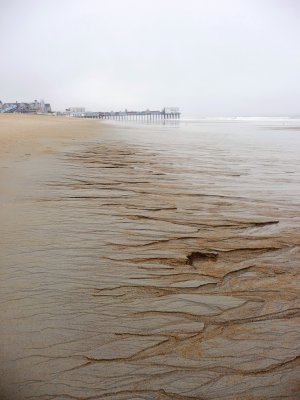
[0,116,300,399]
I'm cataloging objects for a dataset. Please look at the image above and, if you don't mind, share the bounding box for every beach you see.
[0,114,299,399]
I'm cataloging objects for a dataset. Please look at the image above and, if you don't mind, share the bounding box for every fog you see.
[1,0,299,116]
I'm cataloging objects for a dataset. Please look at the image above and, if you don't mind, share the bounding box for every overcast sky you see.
[1,0,300,116]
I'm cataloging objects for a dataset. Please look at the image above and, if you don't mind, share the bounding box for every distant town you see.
[0,99,52,114]
[0,100,181,120]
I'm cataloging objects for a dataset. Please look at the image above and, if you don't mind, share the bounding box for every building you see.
[65,107,86,117]
[163,107,180,114]
[44,103,51,113]
[65,107,85,115]
[0,99,52,114]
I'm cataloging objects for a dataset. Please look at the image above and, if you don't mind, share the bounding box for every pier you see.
[78,107,180,120]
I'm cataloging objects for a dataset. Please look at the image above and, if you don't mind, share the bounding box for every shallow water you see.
[1,119,300,399]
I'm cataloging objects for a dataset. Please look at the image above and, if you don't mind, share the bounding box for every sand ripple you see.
[1,120,300,399]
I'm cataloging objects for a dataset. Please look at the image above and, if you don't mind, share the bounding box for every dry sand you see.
[0,114,299,399]
[0,113,103,157]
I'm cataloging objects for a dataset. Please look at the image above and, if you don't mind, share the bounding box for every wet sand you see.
[0,114,300,399]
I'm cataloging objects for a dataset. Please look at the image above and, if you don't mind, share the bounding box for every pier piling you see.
[81,108,180,120]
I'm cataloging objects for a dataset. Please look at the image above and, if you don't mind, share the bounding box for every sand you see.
[0,113,104,157]
[0,114,299,399]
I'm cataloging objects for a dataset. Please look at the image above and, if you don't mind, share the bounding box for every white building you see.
[66,107,85,113]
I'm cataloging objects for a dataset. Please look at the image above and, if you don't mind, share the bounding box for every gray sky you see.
[1,0,300,116]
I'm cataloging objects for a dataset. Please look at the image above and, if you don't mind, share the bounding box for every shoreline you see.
[0,114,299,399]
